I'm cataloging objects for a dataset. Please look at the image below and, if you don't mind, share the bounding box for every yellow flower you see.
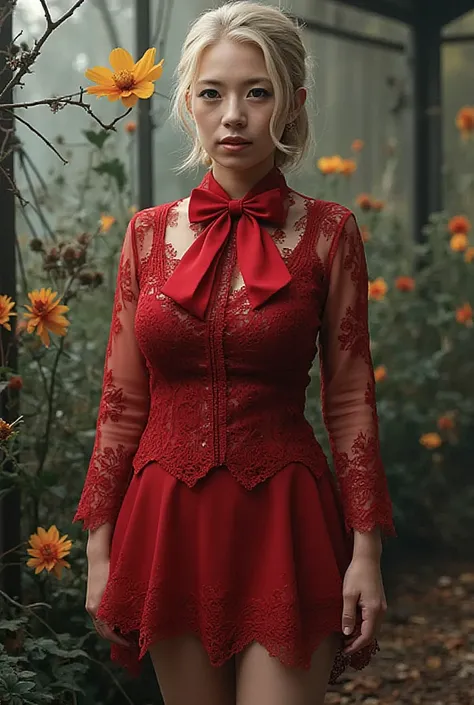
[464,247,474,263]
[85,47,164,108]
[27,525,72,579]
[0,294,16,331]
[368,277,388,301]
[100,214,116,233]
[128,205,138,216]
[23,288,70,348]
[420,433,442,450]
[317,155,344,175]
[450,233,468,252]
[374,365,387,383]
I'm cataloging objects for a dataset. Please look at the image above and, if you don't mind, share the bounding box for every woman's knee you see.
[235,634,340,705]
[148,633,235,705]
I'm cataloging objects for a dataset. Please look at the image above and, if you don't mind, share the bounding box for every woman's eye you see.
[199,89,219,100]
[248,88,271,99]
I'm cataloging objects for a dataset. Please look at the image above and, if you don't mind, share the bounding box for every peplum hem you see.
[96,460,379,684]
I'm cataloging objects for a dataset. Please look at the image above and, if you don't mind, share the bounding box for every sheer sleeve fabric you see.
[318,214,395,536]
[74,218,150,530]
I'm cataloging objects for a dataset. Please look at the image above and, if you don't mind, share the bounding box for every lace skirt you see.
[96,461,377,682]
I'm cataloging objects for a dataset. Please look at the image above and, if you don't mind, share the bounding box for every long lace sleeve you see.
[319,214,395,536]
[74,218,150,531]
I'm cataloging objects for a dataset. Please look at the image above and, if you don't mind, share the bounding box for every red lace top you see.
[74,171,395,537]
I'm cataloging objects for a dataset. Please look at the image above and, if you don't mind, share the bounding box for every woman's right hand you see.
[85,554,133,648]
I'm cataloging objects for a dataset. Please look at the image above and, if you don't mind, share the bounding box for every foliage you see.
[307,141,474,550]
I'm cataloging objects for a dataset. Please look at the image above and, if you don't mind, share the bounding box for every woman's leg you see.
[235,633,340,705]
[148,634,236,705]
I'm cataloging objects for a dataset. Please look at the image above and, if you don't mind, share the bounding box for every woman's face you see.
[189,39,284,173]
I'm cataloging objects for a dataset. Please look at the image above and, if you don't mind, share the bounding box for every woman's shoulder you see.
[290,189,353,220]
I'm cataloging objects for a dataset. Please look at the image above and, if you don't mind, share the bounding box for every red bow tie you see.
[161,167,292,319]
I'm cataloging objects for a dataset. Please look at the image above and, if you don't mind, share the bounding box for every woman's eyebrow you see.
[196,77,272,86]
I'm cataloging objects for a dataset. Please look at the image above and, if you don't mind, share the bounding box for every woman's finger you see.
[344,607,378,654]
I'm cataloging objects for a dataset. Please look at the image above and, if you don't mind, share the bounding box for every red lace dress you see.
[73,170,395,683]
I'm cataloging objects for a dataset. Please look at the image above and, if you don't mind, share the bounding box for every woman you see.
[74,2,395,703]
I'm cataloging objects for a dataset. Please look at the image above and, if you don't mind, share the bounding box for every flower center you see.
[112,69,135,91]
[35,300,48,314]
[41,544,57,560]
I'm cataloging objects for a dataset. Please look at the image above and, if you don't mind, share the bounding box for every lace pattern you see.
[74,192,394,538]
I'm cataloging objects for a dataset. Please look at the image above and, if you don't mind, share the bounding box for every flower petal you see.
[86,85,120,97]
[132,82,155,99]
[142,61,164,83]
[121,93,139,108]
[106,92,122,103]
[85,67,114,85]
[133,48,156,83]
[109,48,134,72]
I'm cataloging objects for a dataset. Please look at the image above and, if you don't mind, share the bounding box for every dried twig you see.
[0,0,87,101]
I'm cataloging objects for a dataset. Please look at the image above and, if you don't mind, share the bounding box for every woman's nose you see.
[222,98,247,127]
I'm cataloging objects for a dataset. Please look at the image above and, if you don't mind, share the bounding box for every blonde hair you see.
[171,1,312,172]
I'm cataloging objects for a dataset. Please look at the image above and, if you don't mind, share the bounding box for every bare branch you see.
[3,109,68,165]
[0,0,87,102]
[38,0,53,27]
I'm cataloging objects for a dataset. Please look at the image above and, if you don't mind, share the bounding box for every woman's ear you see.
[288,87,307,122]
[185,89,193,116]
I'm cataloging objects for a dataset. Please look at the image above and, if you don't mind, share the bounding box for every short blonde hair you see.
[171,1,312,172]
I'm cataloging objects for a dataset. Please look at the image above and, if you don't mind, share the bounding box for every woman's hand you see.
[85,554,133,648]
[341,554,387,655]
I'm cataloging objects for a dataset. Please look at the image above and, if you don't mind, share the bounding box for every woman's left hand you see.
[341,555,387,655]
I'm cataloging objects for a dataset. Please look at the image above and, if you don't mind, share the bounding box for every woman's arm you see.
[318,212,394,651]
[318,213,394,537]
[74,216,150,541]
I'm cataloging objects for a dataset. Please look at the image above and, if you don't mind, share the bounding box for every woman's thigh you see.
[148,634,236,705]
[235,633,340,705]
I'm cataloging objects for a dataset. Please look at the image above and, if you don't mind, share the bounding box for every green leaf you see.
[93,158,127,192]
[83,129,111,150]
[15,681,36,694]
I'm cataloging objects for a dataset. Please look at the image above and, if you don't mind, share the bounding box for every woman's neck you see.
[211,157,276,200]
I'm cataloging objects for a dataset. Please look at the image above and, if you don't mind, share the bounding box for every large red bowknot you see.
[161,167,292,319]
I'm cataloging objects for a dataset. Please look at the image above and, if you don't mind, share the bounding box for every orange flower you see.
[100,214,116,233]
[0,294,16,331]
[317,155,344,175]
[368,277,388,301]
[456,303,473,326]
[450,233,468,252]
[455,106,474,137]
[360,225,370,243]
[372,199,385,212]
[464,247,474,263]
[351,139,364,153]
[448,215,471,235]
[7,375,23,391]
[395,276,415,292]
[340,159,357,176]
[23,288,70,348]
[420,433,442,450]
[0,416,22,443]
[125,120,137,133]
[85,47,164,109]
[437,414,455,431]
[26,525,72,579]
[356,193,372,211]
[374,365,387,383]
